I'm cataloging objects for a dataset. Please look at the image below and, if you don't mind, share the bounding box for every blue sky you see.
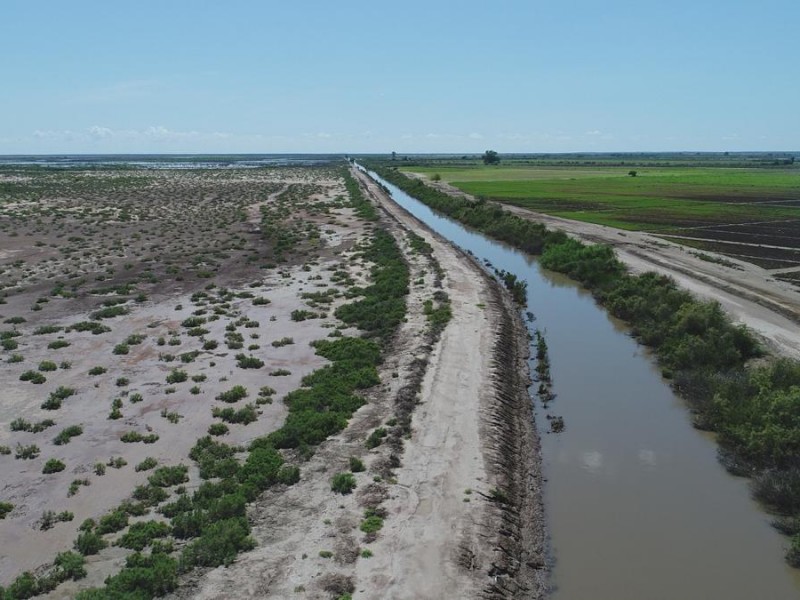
[1,1,797,154]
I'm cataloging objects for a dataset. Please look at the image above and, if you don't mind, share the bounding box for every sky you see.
[1,1,798,154]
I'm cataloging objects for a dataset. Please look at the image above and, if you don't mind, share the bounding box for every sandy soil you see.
[419,177,800,360]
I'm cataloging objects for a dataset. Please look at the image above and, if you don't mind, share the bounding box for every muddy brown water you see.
[365,168,800,600]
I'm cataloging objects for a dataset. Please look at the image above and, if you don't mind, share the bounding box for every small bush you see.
[331,472,357,495]
[38,360,58,372]
[88,366,107,376]
[165,369,188,384]
[43,458,66,474]
[19,370,46,384]
[54,425,83,445]
[96,510,129,534]
[212,404,258,425]
[112,343,130,355]
[216,385,248,403]
[74,530,107,556]
[117,520,171,551]
[54,550,87,581]
[235,354,264,369]
[365,428,387,449]
[349,457,365,472]
[208,423,229,436]
[15,443,41,459]
[0,501,15,519]
[148,465,189,487]
[135,457,158,472]
[360,515,384,534]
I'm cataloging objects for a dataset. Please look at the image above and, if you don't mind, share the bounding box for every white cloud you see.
[88,126,114,139]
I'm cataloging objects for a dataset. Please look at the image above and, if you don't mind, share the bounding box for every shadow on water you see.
[364,167,800,600]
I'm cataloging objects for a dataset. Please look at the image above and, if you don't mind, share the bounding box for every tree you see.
[482,150,500,165]
[628,170,638,177]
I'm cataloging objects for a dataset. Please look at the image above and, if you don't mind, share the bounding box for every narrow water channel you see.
[363,167,800,600]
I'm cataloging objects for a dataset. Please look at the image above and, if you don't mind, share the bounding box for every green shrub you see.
[117,520,171,551]
[212,404,258,425]
[112,343,130,355]
[74,530,107,555]
[349,457,365,472]
[76,552,178,598]
[235,354,264,369]
[216,385,248,403]
[331,472,356,495]
[135,457,158,472]
[15,443,40,459]
[53,550,87,581]
[359,515,384,534]
[120,431,159,444]
[365,428,387,449]
[90,305,129,320]
[69,321,111,335]
[165,369,188,384]
[180,517,255,568]
[54,425,83,445]
[148,465,189,487]
[132,485,170,506]
[96,510,129,534]
[47,339,70,350]
[208,423,229,436]
[19,369,46,384]
[88,365,106,376]
[42,458,66,474]
[0,501,14,519]
[33,325,61,335]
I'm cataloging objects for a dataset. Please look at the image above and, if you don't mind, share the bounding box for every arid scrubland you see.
[1,165,535,600]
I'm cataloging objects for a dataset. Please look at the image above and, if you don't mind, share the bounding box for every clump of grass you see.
[216,385,248,403]
[331,472,356,495]
[42,458,66,474]
[120,431,160,444]
[165,369,188,384]
[135,457,158,472]
[19,370,46,384]
[235,354,264,369]
[53,425,83,445]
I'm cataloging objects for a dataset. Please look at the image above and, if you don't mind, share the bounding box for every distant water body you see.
[0,154,341,169]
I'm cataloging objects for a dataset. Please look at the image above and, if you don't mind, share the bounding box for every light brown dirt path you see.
[414,175,800,359]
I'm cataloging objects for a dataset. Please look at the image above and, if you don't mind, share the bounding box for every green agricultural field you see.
[400,164,800,263]
[405,166,800,226]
